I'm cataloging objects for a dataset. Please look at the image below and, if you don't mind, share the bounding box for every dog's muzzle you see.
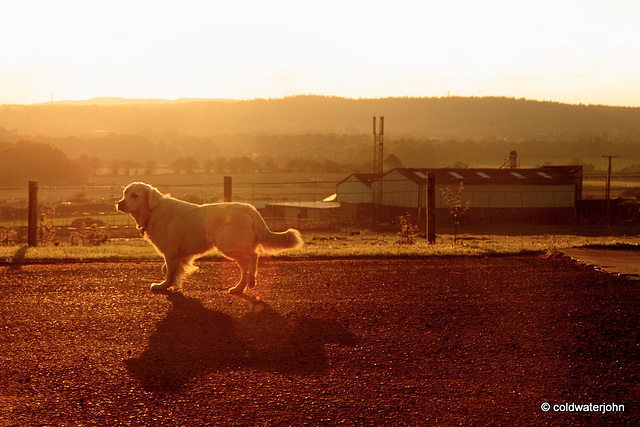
[116,200,126,212]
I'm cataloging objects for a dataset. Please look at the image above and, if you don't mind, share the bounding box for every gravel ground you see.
[1,255,639,426]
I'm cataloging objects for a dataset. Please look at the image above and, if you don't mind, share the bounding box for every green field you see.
[2,228,639,263]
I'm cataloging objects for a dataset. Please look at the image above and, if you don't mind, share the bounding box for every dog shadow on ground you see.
[125,292,355,392]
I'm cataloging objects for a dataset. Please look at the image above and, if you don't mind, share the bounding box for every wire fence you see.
[0,180,344,244]
[0,176,635,245]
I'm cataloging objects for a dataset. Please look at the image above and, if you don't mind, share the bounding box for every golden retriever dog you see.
[116,182,303,294]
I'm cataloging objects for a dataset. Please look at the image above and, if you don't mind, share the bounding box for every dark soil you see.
[1,255,639,426]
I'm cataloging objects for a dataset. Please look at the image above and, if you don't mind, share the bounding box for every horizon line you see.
[3,94,640,109]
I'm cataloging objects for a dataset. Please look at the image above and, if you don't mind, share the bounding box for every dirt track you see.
[1,255,639,426]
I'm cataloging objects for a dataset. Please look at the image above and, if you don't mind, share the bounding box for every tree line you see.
[4,93,640,185]
[3,133,640,186]
[89,155,358,176]
[0,140,86,185]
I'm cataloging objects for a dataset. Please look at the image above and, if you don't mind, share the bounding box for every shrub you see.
[70,224,109,246]
[0,225,17,246]
[396,212,418,245]
[39,211,57,246]
[441,182,470,245]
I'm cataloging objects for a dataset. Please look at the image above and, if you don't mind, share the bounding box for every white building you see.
[336,166,582,224]
[335,173,376,204]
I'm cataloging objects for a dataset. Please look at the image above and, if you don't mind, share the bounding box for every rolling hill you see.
[2,95,640,141]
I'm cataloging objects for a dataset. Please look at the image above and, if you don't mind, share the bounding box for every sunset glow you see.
[3,0,640,106]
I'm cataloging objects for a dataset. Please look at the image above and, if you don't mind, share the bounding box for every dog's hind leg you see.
[247,252,259,289]
[228,252,259,294]
[228,256,250,295]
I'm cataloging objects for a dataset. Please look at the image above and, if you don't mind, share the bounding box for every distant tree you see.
[239,156,257,173]
[144,160,157,175]
[385,153,403,170]
[621,164,640,173]
[286,157,321,173]
[213,157,227,173]
[322,159,342,173]
[227,157,240,173]
[75,155,101,176]
[0,140,88,184]
[123,159,141,176]
[183,157,199,174]
[228,156,256,173]
[110,159,123,176]
[264,157,277,171]
[450,161,469,169]
[360,160,374,174]
[203,158,214,174]
[170,158,187,174]
[568,158,599,173]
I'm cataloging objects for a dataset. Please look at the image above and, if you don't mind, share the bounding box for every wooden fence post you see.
[28,181,38,247]
[223,176,232,202]
[426,172,436,244]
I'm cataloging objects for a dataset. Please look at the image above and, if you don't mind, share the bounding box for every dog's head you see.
[116,182,164,214]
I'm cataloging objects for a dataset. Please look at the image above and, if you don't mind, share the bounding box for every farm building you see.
[335,173,377,204]
[337,166,583,224]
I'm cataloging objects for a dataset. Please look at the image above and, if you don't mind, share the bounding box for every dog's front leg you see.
[151,255,182,292]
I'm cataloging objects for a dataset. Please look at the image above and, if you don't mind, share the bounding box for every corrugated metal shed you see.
[381,168,577,209]
[336,173,377,203]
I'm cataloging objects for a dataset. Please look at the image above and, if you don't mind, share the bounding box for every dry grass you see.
[1,228,639,263]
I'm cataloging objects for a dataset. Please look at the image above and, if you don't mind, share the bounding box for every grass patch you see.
[2,230,638,262]
[291,231,640,258]
[0,240,161,262]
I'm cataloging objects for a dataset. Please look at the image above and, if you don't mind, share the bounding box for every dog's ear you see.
[146,185,164,210]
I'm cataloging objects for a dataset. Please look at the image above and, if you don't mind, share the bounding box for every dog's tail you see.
[260,228,304,253]
[253,208,304,253]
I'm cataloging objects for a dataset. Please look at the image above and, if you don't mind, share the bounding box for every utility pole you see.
[602,154,619,219]
[373,117,384,220]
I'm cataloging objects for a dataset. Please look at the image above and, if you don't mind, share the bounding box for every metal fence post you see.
[426,172,436,244]
[28,181,38,246]
[224,176,232,202]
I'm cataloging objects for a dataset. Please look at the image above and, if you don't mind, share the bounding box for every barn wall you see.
[456,185,576,208]
[341,169,579,225]
[336,180,373,203]
[380,170,421,208]
[378,179,576,210]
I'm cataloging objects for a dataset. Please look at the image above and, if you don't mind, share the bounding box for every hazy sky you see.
[3,0,640,106]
